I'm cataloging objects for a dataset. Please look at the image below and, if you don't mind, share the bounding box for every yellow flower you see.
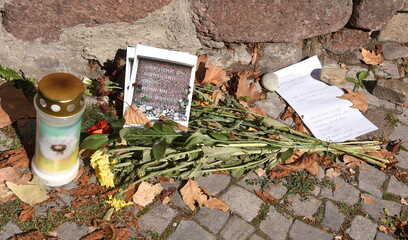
[105,195,134,211]
[90,150,115,188]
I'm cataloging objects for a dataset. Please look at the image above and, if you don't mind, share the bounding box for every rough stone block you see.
[2,0,173,42]
[56,222,88,240]
[138,204,177,235]
[347,215,377,240]
[379,13,408,43]
[194,207,229,234]
[382,43,408,60]
[264,182,287,200]
[193,0,352,42]
[221,185,263,222]
[387,176,408,198]
[358,164,387,198]
[320,177,360,205]
[289,220,332,240]
[287,195,321,218]
[259,207,293,240]
[256,42,303,74]
[168,220,215,240]
[361,194,401,222]
[322,201,345,231]
[220,216,255,240]
[375,231,398,240]
[372,79,408,104]
[349,0,404,31]
[249,234,266,240]
[0,222,22,240]
[319,68,347,86]
[323,28,370,54]
[196,173,231,196]
[237,171,261,192]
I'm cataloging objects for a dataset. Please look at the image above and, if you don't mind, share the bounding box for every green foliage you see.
[384,113,400,127]
[0,64,36,100]
[0,65,23,81]
[346,71,368,89]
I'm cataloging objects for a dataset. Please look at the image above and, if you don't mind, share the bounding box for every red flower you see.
[87,120,111,135]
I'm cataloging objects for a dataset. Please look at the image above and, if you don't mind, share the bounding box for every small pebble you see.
[261,72,279,92]
[319,68,346,86]
[382,43,408,60]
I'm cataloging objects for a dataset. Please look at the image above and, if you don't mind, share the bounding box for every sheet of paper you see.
[275,56,377,142]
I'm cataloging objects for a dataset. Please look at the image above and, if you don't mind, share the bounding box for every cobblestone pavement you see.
[1,56,408,239]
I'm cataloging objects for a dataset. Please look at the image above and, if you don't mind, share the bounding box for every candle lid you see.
[35,73,85,117]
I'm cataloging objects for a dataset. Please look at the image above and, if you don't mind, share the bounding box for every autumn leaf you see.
[325,168,341,178]
[254,168,266,177]
[6,175,49,206]
[132,181,163,207]
[73,166,92,186]
[339,89,368,112]
[18,202,35,222]
[180,179,229,211]
[204,198,229,211]
[235,72,261,102]
[123,104,152,126]
[0,147,30,168]
[195,55,230,86]
[279,153,320,177]
[343,155,361,168]
[268,167,291,179]
[255,190,280,204]
[361,48,384,66]
[361,194,375,203]
[0,81,36,128]
[180,179,208,211]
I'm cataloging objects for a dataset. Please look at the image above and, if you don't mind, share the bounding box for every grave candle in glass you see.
[32,73,85,186]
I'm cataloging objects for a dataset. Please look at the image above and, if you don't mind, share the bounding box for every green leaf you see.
[208,132,229,141]
[80,134,109,150]
[231,168,245,178]
[111,118,125,129]
[346,77,357,83]
[0,65,23,81]
[384,208,392,216]
[279,148,294,162]
[152,122,164,133]
[183,132,211,149]
[358,71,369,81]
[119,128,129,139]
[152,141,167,160]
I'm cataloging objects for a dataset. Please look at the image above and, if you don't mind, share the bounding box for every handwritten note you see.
[275,56,377,142]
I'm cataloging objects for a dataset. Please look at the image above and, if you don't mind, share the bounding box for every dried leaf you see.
[247,106,267,117]
[132,181,163,207]
[254,168,266,177]
[235,72,261,102]
[18,203,35,222]
[204,198,229,211]
[195,55,229,86]
[279,153,320,177]
[0,82,36,128]
[378,225,388,233]
[123,104,151,126]
[268,167,291,179]
[0,184,15,202]
[361,194,375,204]
[325,168,341,178]
[343,155,361,168]
[361,48,384,66]
[339,89,368,112]
[9,230,59,240]
[255,190,280,204]
[6,175,49,206]
[251,44,260,65]
[73,166,92,186]
[69,183,105,197]
[0,147,30,168]
[401,198,408,206]
[180,179,208,211]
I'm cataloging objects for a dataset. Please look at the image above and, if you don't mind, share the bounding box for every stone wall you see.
[0,0,407,80]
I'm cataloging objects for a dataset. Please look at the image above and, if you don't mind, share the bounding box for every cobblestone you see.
[320,177,360,205]
[55,222,88,240]
[361,194,401,222]
[168,220,215,240]
[289,220,332,240]
[138,204,177,235]
[0,222,22,240]
[219,216,255,240]
[194,207,229,234]
[359,164,387,198]
[259,207,292,240]
[264,181,287,200]
[347,215,377,240]
[221,185,263,221]
[196,173,231,196]
[386,176,408,198]
[287,195,321,218]
[322,201,345,231]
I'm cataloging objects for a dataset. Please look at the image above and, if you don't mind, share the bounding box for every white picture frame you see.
[124,44,197,128]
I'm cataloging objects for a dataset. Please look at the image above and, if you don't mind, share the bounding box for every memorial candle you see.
[32,73,85,186]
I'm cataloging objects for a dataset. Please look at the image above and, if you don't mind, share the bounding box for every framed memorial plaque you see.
[124,45,197,128]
